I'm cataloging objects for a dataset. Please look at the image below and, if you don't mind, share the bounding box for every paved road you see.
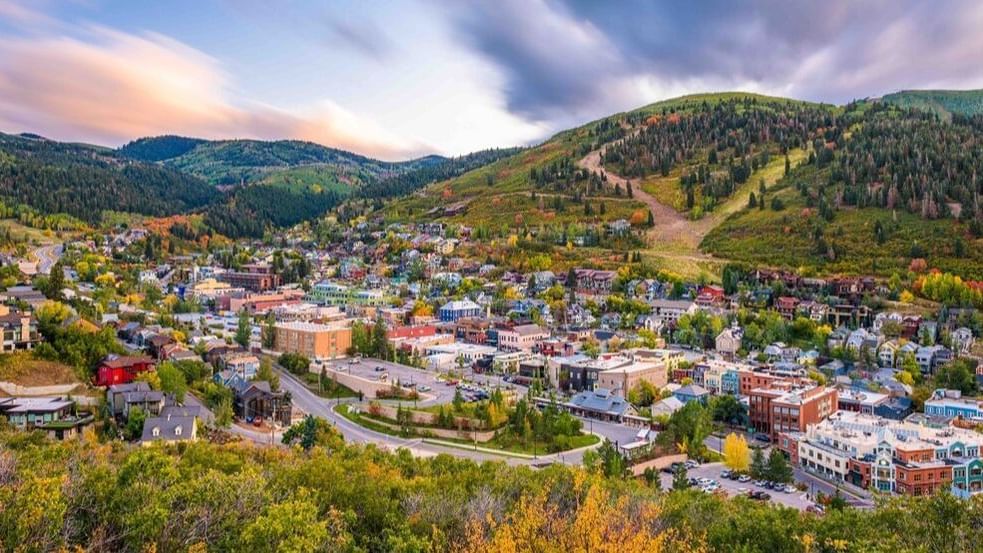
[794,467,873,509]
[33,243,63,275]
[275,365,607,465]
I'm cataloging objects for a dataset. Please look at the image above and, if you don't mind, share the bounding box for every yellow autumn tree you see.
[456,474,705,553]
[722,433,750,472]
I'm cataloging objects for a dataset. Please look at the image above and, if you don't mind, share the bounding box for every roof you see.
[100,355,153,369]
[674,384,709,397]
[568,388,632,416]
[141,415,196,442]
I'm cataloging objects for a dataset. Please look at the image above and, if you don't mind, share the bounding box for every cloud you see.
[447,0,983,124]
[326,18,394,61]
[0,26,428,160]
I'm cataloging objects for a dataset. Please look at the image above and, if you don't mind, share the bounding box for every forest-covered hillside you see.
[0,133,221,223]
[882,89,983,119]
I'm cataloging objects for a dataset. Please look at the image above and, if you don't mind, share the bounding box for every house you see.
[845,328,881,353]
[95,355,155,387]
[0,396,94,439]
[775,296,801,320]
[715,326,743,357]
[915,345,953,374]
[106,382,165,419]
[650,396,685,418]
[0,308,40,351]
[223,353,261,381]
[230,379,292,426]
[673,384,710,405]
[952,327,975,355]
[438,299,482,322]
[559,387,637,422]
[878,340,901,368]
[141,414,197,445]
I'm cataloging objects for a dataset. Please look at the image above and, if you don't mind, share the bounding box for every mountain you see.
[0,132,221,224]
[882,89,983,119]
[118,135,446,188]
[383,91,983,279]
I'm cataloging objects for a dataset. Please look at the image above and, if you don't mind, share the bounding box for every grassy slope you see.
[701,170,983,279]
[383,92,815,228]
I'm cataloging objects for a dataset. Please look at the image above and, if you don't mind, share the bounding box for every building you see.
[924,389,983,422]
[274,321,352,360]
[497,324,549,353]
[715,326,743,358]
[749,385,838,439]
[218,263,282,292]
[0,396,94,439]
[224,353,261,381]
[673,384,710,405]
[780,410,983,496]
[596,360,668,394]
[0,308,39,351]
[141,414,197,445]
[95,355,155,387]
[648,299,697,326]
[305,281,387,307]
[106,382,164,418]
[230,379,292,426]
[438,299,482,322]
[572,269,617,296]
[555,388,636,422]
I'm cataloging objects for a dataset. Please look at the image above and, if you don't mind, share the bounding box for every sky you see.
[1,0,983,160]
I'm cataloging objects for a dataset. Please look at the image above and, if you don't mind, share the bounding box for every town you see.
[2,215,980,516]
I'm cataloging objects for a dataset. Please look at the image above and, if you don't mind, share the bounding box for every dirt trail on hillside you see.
[576,140,711,254]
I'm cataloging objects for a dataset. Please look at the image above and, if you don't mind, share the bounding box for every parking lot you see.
[658,462,819,511]
[319,357,518,406]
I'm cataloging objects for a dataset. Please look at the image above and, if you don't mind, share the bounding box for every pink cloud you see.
[0,27,428,160]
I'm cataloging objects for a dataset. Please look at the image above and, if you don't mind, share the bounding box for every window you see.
[152,427,160,437]
[175,426,182,436]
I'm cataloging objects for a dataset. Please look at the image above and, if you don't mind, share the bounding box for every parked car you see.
[418,385,432,392]
[720,469,732,479]
[806,505,825,515]
[738,475,751,483]
[783,484,798,493]
[754,433,771,443]
[373,366,385,372]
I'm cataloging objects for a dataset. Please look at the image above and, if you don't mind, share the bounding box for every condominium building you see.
[273,321,352,360]
[780,410,983,496]
[305,281,387,307]
[749,385,838,439]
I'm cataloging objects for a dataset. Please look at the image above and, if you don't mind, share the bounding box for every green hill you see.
[0,132,221,224]
[882,89,983,119]
[120,136,446,188]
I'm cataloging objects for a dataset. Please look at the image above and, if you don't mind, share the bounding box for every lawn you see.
[334,404,600,455]
[701,183,983,279]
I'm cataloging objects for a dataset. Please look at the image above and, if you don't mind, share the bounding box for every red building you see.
[96,355,155,387]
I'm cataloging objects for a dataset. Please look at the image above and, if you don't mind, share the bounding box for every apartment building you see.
[497,324,549,353]
[274,321,352,360]
[749,385,838,439]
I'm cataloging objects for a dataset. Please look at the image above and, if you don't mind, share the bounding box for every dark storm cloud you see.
[449,0,983,122]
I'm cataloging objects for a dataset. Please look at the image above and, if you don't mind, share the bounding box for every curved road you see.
[25,243,63,275]
[274,365,611,466]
